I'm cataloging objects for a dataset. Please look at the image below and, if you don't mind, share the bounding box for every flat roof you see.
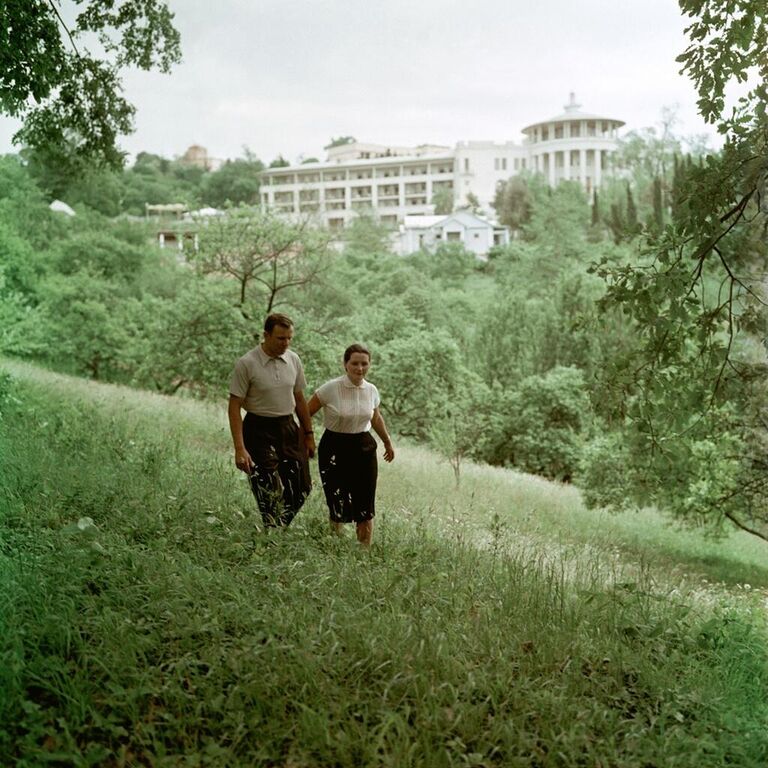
[261,152,455,176]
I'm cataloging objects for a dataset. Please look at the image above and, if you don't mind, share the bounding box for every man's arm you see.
[294,390,316,459]
[228,394,254,473]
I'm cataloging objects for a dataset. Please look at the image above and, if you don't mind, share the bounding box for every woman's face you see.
[344,352,370,384]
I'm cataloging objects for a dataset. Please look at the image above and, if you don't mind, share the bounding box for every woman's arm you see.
[371,407,394,462]
[307,392,322,418]
[294,390,315,458]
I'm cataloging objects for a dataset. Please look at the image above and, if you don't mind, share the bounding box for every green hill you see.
[1,361,766,766]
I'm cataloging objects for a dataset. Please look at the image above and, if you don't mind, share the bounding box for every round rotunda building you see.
[522,93,624,193]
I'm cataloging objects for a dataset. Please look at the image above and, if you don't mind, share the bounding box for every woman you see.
[308,344,395,546]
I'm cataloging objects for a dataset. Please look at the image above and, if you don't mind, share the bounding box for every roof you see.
[49,200,75,216]
[261,150,454,175]
[402,210,503,230]
[521,93,625,133]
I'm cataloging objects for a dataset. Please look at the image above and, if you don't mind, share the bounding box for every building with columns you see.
[259,95,624,229]
[522,94,623,190]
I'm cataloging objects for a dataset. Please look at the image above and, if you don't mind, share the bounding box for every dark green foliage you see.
[590,189,600,227]
[326,135,356,148]
[201,156,265,207]
[625,183,640,236]
[608,202,624,244]
[651,176,664,231]
[1,0,180,168]
[484,366,592,481]
[492,175,532,231]
[523,180,590,248]
[590,0,768,540]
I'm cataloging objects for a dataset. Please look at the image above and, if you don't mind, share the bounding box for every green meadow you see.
[1,360,766,767]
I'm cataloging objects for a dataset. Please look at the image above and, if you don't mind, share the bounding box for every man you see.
[228,313,315,528]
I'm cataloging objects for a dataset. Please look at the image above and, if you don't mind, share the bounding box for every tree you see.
[201,155,265,208]
[374,330,467,440]
[31,270,133,379]
[651,176,664,231]
[625,183,640,236]
[431,186,454,215]
[483,367,593,482]
[123,280,251,396]
[194,207,331,326]
[492,176,532,232]
[326,136,356,148]
[590,0,768,541]
[429,378,492,486]
[1,0,181,170]
[464,191,481,214]
[590,189,600,227]
[524,181,590,250]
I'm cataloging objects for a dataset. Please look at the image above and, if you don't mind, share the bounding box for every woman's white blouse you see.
[314,376,380,433]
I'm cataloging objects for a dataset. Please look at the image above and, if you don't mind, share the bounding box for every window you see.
[447,232,461,241]
[464,158,470,172]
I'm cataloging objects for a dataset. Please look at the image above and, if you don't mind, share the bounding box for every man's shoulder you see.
[236,347,263,367]
[285,349,303,365]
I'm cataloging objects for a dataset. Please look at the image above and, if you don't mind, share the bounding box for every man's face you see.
[263,324,293,357]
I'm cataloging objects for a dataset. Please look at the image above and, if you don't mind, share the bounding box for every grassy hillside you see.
[1,361,766,766]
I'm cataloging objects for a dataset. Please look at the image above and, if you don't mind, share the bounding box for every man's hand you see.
[235,448,254,474]
[304,433,316,459]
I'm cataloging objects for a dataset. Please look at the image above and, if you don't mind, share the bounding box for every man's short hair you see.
[264,313,294,333]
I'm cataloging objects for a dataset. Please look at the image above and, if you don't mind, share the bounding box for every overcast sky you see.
[0,0,724,165]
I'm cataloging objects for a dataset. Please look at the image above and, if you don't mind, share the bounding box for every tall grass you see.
[1,361,767,766]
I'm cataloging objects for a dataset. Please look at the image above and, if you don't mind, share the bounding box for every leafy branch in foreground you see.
[0,0,181,168]
[588,0,768,540]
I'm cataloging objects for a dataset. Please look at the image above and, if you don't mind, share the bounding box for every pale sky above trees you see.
[0,0,738,164]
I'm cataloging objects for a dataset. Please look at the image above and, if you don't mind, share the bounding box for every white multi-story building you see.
[259,95,624,229]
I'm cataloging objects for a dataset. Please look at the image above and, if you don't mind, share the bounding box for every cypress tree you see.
[609,203,624,244]
[626,183,639,235]
[591,189,600,227]
[652,176,664,231]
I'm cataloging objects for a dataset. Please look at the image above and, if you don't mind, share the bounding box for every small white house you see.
[395,210,509,258]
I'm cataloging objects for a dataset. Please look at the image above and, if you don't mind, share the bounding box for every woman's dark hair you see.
[264,313,294,333]
[344,343,371,363]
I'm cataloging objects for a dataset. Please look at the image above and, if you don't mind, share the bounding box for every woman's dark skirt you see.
[318,430,378,523]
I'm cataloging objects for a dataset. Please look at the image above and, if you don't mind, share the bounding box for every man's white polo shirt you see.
[229,346,306,416]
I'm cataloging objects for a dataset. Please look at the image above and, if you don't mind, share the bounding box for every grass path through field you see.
[2,359,767,766]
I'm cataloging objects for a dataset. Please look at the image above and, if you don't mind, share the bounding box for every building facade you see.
[396,211,510,257]
[259,95,624,229]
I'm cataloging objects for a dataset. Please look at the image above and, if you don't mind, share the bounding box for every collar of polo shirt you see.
[257,346,287,365]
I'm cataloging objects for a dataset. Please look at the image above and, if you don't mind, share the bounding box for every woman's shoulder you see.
[315,376,344,395]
